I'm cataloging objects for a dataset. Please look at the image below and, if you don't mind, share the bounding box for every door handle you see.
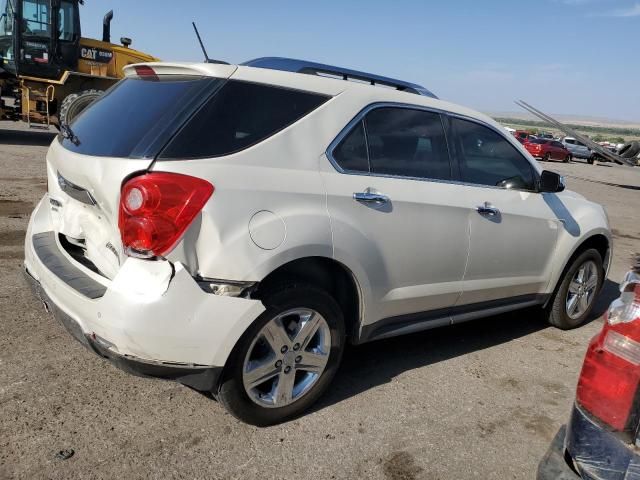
[476,202,500,216]
[353,190,390,205]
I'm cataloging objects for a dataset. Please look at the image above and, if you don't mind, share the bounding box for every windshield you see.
[22,0,50,37]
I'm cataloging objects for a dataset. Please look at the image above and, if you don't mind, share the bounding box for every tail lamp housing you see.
[576,273,640,432]
[118,172,213,258]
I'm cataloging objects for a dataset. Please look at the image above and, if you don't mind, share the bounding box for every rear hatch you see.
[46,64,236,279]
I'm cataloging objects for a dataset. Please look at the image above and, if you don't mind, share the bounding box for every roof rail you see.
[242,57,438,99]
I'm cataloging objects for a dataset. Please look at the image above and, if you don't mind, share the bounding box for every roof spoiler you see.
[123,62,237,78]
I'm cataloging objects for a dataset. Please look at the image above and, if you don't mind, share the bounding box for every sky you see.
[79,0,640,122]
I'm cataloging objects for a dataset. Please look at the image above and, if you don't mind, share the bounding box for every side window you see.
[552,141,563,148]
[332,120,369,172]
[453,118,536,191]
[364,107,451,180]
[160,80,329,159]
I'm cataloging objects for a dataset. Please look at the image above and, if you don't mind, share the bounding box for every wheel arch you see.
[252,256,363,343]
[545,232,611,307]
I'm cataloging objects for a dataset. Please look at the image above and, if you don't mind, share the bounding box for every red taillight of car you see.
[576,280,640,431]
[118,172,214,258]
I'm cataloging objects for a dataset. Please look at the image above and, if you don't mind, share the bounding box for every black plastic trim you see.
[536,426,581,479]
[23,267,222,392]
[359,294,549,343]
[32,231,107,299]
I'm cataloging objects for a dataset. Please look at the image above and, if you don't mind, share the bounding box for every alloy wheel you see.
[242,308,331,408]
[566,260,599,320]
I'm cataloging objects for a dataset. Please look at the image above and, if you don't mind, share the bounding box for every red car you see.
[514,130,531,144]
[524,138,572,162]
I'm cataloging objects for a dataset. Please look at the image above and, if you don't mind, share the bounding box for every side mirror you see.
[539,170,565,193]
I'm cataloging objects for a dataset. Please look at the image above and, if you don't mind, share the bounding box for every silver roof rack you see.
[242,57,438,99]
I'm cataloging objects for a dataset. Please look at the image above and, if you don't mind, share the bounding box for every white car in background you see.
[24,57,612,425]
[562,137,591,159]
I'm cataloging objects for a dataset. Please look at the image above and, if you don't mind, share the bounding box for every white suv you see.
[24,57,611,425]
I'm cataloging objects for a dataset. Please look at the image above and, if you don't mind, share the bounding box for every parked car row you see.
[511,129,635,165]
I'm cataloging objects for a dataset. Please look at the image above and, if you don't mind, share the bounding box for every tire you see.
[543,153,551,162]
[545,248,603,330]
[58,89,103,127]
[620,141,640,159]
[564,155,571,163]
[217,285,345,426]
[588,156,595,165]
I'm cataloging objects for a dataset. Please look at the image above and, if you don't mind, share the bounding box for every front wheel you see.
[564,155,571,163]
[217,286,345,426]
[544,249,603,330]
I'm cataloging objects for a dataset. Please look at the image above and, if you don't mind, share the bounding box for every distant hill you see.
[487,111,640,130]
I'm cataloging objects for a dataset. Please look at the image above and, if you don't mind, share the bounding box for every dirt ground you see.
[0,121,639,480]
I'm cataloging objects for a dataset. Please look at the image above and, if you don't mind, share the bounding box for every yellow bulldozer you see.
[0,0,158,128]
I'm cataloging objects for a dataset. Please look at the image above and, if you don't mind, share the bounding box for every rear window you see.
[60,77,329,159]
[159,80,329,159]
[60,76,221,158]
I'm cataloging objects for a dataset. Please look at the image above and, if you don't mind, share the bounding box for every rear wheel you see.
[545,249,603,330]
[217,286,345,426]
[543,153,551,162]
[58,89,103,127]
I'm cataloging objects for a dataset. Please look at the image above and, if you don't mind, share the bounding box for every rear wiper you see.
[60,124,80,146]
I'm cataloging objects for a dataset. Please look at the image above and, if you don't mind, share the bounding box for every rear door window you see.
[364,107,452,180]
[160,81,329,159]
[332,120,369,172]
[330,106,452,180]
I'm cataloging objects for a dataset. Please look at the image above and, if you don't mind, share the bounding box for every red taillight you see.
[576,282,640,431]
[134,65,158,77]
[118,172,213,258]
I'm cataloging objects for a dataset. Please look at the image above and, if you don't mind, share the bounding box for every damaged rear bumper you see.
[23,194,266,390]
[24,267,222,391]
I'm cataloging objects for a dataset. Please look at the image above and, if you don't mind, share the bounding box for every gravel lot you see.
[1,121,639,480]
